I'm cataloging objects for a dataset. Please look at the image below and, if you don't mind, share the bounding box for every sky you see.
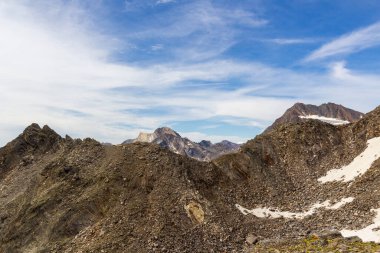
[1,0,380,146]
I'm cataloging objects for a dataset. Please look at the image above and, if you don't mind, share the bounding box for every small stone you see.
[184,201,205,224]
[246,233,258,245]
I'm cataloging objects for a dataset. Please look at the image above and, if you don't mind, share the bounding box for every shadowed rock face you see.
[0,123,62,179]
[122,127,240,161]
[1,106,380,252]
[265,102,364,133]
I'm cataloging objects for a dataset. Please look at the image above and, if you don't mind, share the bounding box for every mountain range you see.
[120,103,363,162]
[122,127,240,161]
[1,102,380,252]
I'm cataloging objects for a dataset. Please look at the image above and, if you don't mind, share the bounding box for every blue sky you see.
[1,0,380,145]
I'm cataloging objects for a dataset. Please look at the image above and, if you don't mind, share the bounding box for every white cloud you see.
[266,38,316,45]
[301,61,380,113]
[130,1,267,61]
[222,119,266,128]
[151,44,164,51]
[214,97,292,121]
[0,0,278,145]
[156,0,175,5]
[329,61,351,79]
[305,22,380,61]
[1,1,380,147]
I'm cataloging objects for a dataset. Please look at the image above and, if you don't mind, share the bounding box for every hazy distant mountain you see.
[265,102,364,133]
[122,127,240,161]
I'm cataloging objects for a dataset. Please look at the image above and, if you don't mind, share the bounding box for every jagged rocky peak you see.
[0,124,62,175]
[135,132,156,143]
[216,140,240,148]
[199,140,212,148]
[295,102,363,121]
[154,127,180,137]
[23,122,57,134]
[134,127,180,143]
[265,102,364,132]
[122,126,240,161]
[18,123,62,148]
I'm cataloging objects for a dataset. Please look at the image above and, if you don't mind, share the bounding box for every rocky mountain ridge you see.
[1,105,380,252]
[214,105,380,249]
[122,127,240,161]
[265,102,364,133]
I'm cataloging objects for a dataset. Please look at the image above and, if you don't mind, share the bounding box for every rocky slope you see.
[122,127,240,161]
[265,102,364,133]
[1,105,380,252]
[0,124,238,252]
[251,233,380,253]
[214,105,380,251]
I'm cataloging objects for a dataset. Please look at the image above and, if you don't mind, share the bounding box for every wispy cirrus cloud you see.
[128,0,267,61]
[151,44,164,51]
[134,1,267,38]
[305,21,380,62]
[156,0,175,5]
[265,38,317,45]
[1,0,380,147]
[0,1,291,145]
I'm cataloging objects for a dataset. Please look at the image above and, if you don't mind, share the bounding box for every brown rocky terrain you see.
[0,124,242,252]
[214,105,380,251]
[250,233,380,252]
[264,102,364,133]
[1,105,380,252]
[122,127,240,161]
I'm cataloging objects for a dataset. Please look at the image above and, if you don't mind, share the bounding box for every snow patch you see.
[298,115,350,125]
[236,197,354,219]
[318,137,380,183]
[341,208,380,243]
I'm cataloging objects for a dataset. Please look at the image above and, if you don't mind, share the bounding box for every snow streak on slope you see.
[235,197,354,219]
[341,208,380,243]
[298,115,350,125]
[318,137,380,183]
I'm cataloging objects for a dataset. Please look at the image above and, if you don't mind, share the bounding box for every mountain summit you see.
[123,127,240,161]
[265,102,364,133]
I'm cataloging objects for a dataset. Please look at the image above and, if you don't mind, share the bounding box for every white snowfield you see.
[298,115,350,125]
[341,208,380,243]
[318,137,380,183]
[235,197,354,219]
